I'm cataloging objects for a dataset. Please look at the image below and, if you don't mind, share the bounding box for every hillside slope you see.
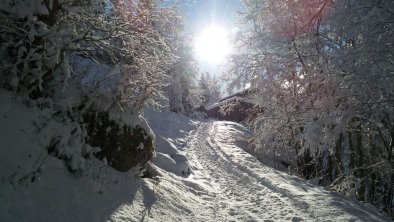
[0,92,390,221]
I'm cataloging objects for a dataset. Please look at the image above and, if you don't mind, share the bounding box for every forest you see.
[0,0,393,219]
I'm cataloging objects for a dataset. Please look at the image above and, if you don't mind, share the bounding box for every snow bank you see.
[144,108,196,177]
[0,93,200,221]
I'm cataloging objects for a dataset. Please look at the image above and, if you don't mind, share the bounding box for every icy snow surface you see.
[0,92,391,221]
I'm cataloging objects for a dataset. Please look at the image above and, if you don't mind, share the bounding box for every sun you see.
[195,25,231,64]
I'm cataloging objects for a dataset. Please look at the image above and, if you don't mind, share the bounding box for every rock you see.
[83,110,154,172]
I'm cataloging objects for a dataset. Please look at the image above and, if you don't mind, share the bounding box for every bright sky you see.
[182,0,244,76]
[195,25,231,64]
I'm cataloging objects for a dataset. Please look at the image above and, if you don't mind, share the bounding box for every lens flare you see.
[195,25,231,64]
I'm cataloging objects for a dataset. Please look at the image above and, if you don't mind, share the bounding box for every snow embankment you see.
[0,91,206,221]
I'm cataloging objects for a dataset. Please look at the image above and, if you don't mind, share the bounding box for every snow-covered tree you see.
[166,40,202,115]
[0,0,187,172]
[199,72,221,107]
[228,0,394,216]
[0,0,181,110]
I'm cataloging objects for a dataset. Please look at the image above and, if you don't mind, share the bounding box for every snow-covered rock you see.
[83,109,154,172]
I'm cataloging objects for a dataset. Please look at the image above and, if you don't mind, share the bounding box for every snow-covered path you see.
[186,121,389,221]
[0,98,391,221]
[188,122,309,221]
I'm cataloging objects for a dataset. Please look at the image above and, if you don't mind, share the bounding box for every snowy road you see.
[1,99,390,221]
[186,121,389,221]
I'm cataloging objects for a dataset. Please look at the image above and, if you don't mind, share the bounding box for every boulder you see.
[83,110,154,172]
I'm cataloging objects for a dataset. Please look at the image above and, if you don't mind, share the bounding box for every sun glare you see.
[195,25,231,64]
